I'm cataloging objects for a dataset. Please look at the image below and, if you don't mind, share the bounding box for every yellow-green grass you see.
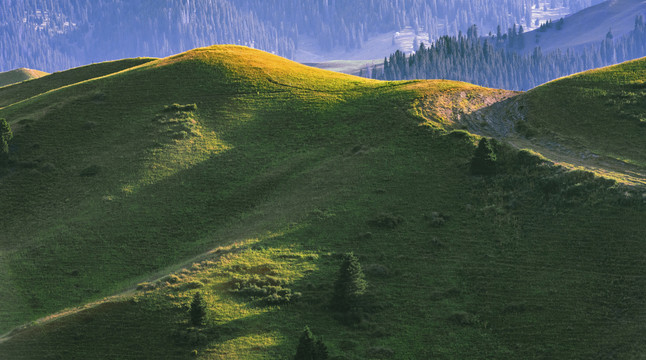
[0,68,48,88]
[0,58,156,108]
[0,46,645,359]
[523,57,646,168]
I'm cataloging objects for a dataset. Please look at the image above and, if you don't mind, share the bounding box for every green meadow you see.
[0,46,644,359]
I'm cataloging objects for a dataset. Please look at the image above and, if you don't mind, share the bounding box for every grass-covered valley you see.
[0,46,645,359]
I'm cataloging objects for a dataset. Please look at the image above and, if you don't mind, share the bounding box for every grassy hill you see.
[0,46,645,359]
[522,0,646,54]
[0,68,48,88]
[0,58,156,109]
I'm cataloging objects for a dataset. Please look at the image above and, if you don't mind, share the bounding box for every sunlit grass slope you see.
[0,46,645,359]
[0,68,48,88]
[0,58,156,108]
[523,57,646,167]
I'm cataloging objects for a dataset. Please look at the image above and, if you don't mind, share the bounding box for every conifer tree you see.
[294,326,328,360]
[189,292,207,327]
[0,118,12,160]
[331,253,367,312]
[470,138,498,175]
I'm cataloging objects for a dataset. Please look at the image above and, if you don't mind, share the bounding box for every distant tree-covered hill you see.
[0,0,604,72]
[370,15,646,91]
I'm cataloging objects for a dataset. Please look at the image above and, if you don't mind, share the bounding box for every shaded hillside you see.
[0,59,156,109]
[0,46,645,359]
[0,69,48,88]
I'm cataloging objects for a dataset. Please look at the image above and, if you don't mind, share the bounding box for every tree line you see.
[1,0,604,72]
[369,16,646,91]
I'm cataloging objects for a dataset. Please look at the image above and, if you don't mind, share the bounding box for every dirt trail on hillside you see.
[0,242,244,345]
[424,93,646,186]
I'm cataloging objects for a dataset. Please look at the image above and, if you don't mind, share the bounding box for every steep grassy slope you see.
[1,46,645,359]
[0,68,48,88]
[522,0,646,54]
[0,58,156,108]
[522,57,646,168]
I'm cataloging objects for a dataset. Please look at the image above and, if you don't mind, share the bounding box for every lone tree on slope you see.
[294,326,328,360]
[470,137,498,175]
[189,292,207,327]
[0,118,12,161]
[330,252,367,312]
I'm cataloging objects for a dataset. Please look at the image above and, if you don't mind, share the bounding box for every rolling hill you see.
[0,46,644,359]
[523,0,646,54]
[0,68,48,88]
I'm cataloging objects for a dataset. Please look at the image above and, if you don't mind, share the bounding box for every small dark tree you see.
[315,338,329,359]
[294,326,328,360]
[330,253,367,312]
[189,292,207,327]
[0,118,12,160]
[470,137,498,175]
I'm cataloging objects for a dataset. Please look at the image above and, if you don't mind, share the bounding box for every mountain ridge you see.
[0,45,644,359]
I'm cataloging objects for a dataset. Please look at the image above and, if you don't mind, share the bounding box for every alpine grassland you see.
[0,68,48,88]
[523,57,646,168]
[0,46,644,359]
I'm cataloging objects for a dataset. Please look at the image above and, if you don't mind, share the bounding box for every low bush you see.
[227,274,300,305]
[369,213,404,229]
[164,103,198,113]
[79,164,101,177]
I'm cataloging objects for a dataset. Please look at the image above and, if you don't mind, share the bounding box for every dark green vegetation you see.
[1,0,603,71]
[330,253,367,313]
[372,16,646,90]
[294,326,328,360]
[0,46,645,359]
[0,68,48,88]
[0,118,12,161]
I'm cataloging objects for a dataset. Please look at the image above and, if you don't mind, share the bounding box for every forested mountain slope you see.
[0,0,605,72]
[0,46,644,359]
[522,0,646,54]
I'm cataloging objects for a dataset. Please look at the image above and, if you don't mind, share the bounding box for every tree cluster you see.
[0,0,605,72]
[371,17,646,91]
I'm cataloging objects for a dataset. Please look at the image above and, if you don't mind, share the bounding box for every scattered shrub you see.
[516,149,547,168]
[228,274,300,305]
[79,165,101,177]
[364,264,389,278]
[369,213,404,229]
[164,103,198,113]
[136,282,156,291]
[183,281,204,290]
[164,274,181,284]
[448,311,478,326]
[366,346,395,359]
[40,162,57,173]
[172,130,189,140]
[82,121,97,130]
[427,212,446,227]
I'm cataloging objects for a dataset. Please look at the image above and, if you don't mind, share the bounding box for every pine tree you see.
[189,292,207,327]
[294,326,328,360]
[0,118,12,159]
[330,253,367,312]
[470,138,498,175]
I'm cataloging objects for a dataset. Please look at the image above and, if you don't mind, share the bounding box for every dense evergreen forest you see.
[371,16,646,90]
[1,0,604,72]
